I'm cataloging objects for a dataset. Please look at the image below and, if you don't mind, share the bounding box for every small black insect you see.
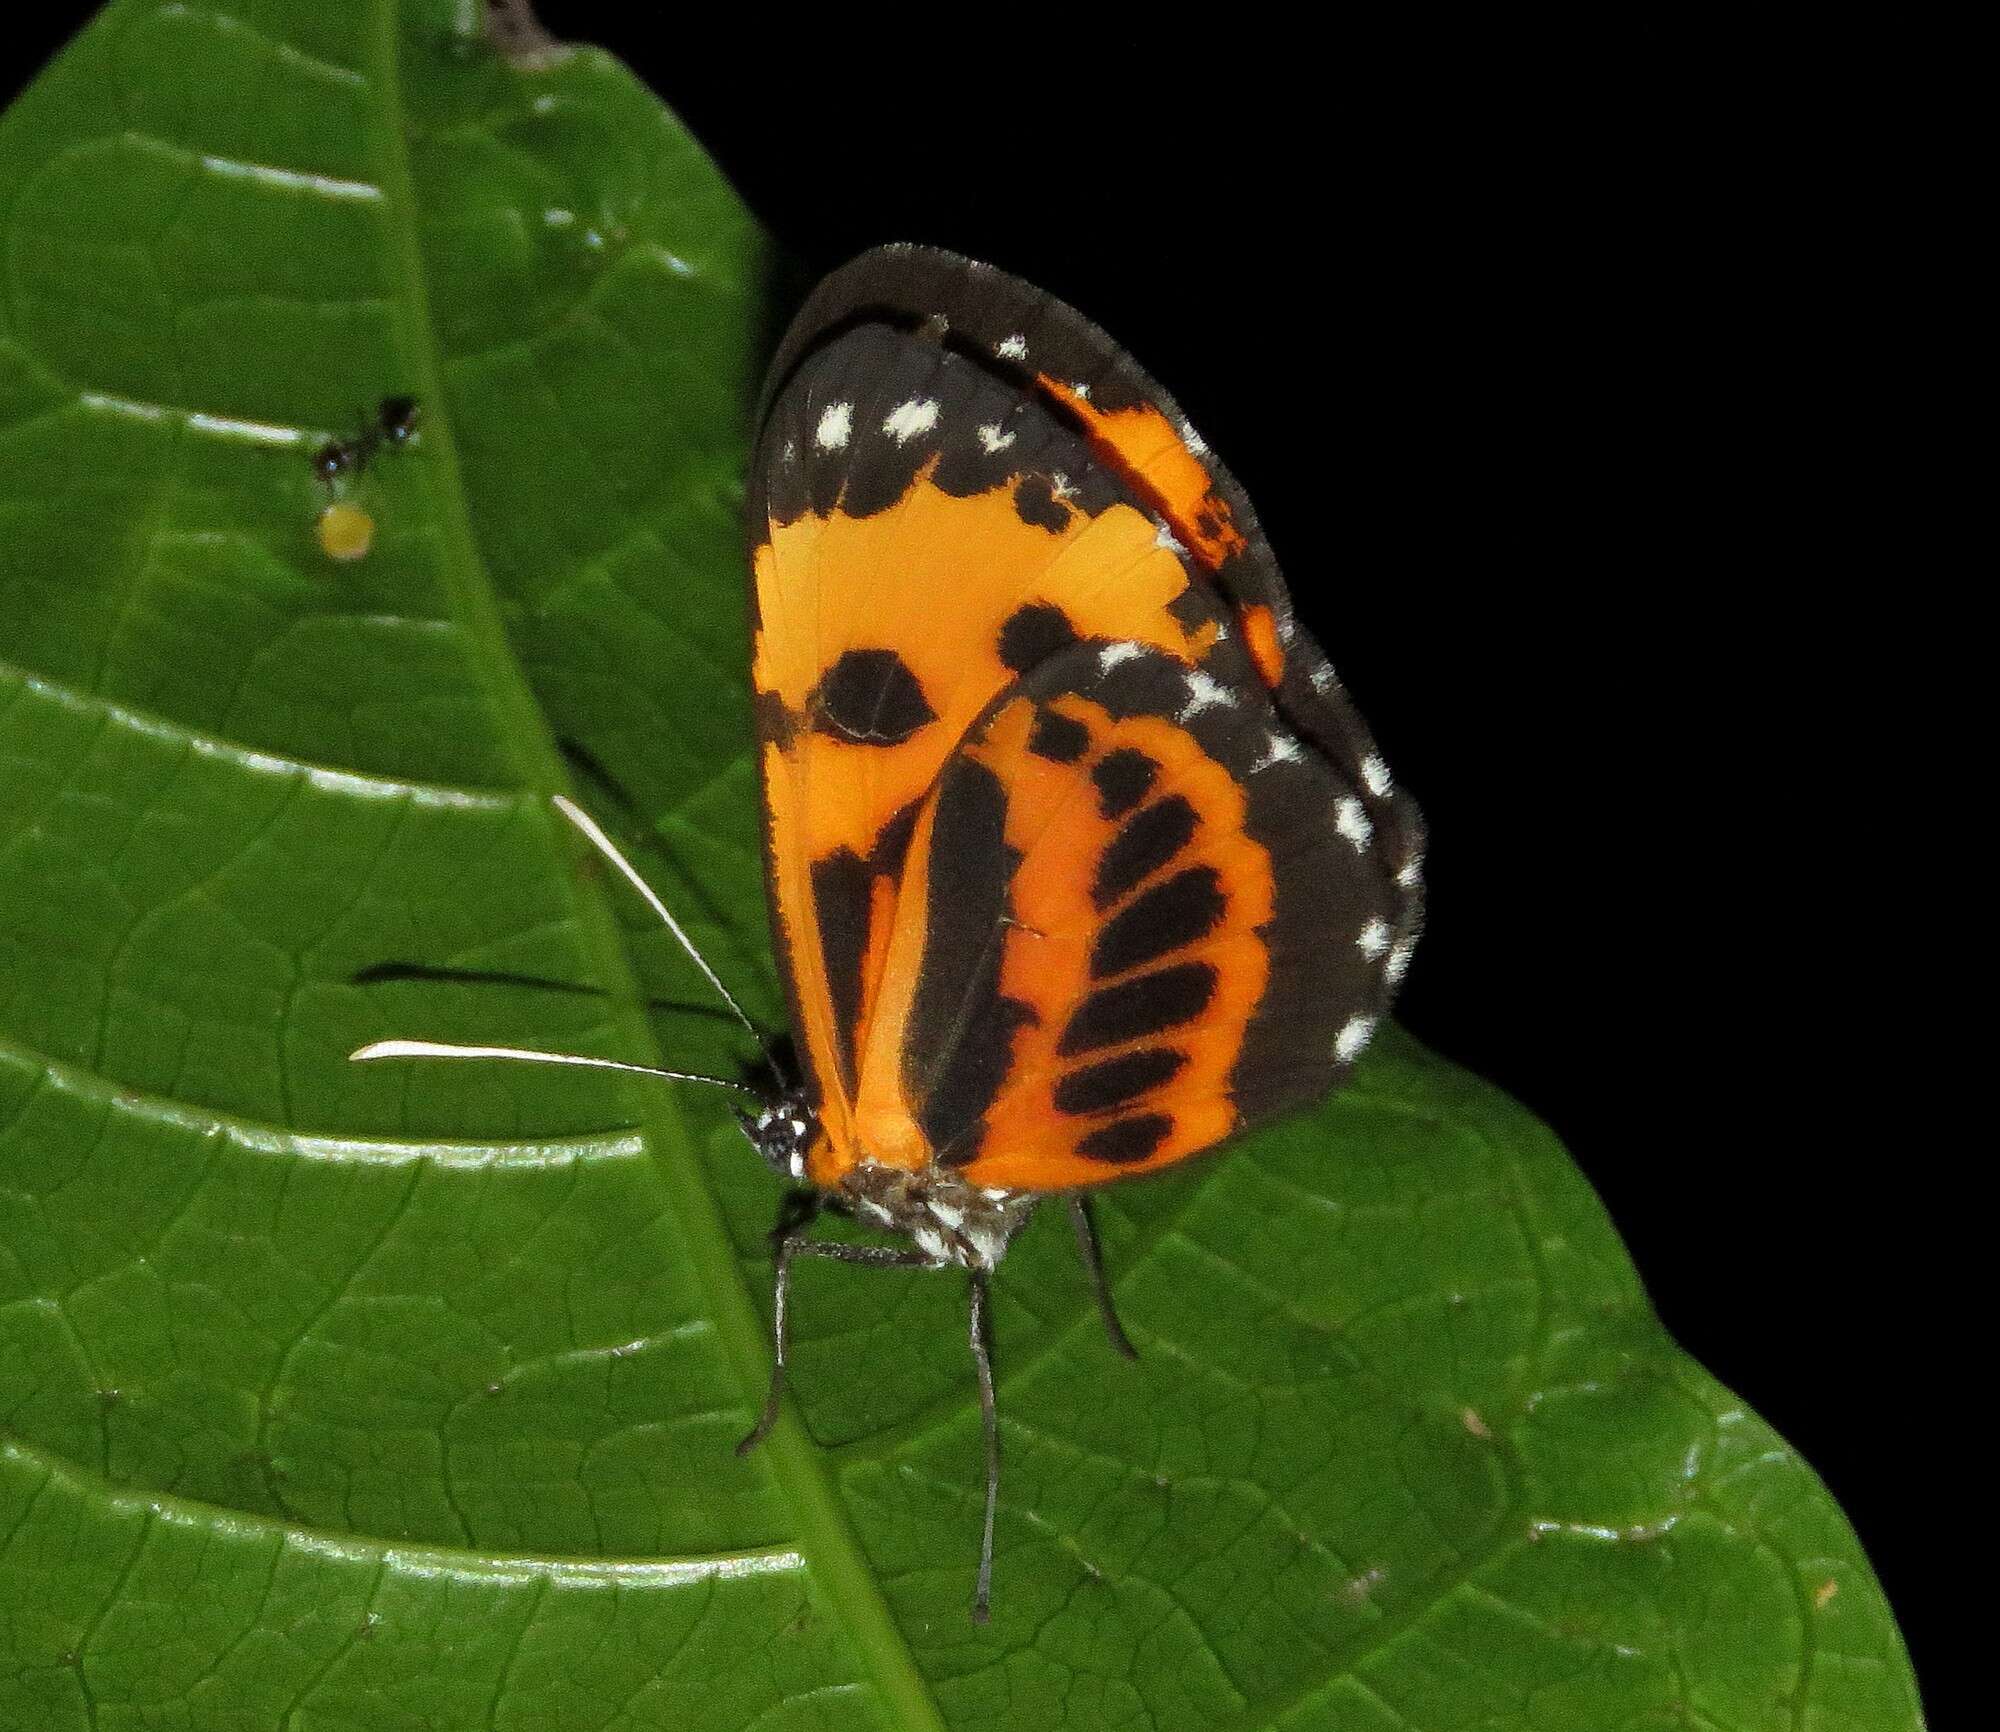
[376,395,421,446]
[311,395,421,485]
[312,438,359,482]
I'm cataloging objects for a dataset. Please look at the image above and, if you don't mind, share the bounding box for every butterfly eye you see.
[739,1097,816,1180]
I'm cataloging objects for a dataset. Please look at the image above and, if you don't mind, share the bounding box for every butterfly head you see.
[738,1089,817,1182]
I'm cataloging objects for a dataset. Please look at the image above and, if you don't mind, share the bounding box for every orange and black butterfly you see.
[355,245,1424,1619]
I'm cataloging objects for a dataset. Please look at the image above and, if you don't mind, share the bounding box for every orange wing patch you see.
[960,693,1272,1190]
[1237,603,1286,688]
[816,765,950,1185]
[755,466,1217,1136]
[753,467,1209,855]
[1037,378,1250,570]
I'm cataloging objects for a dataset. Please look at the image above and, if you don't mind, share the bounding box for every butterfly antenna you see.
[348,1038,760,1098]
[549,794,775,1069]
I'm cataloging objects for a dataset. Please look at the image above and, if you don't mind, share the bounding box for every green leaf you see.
[0,3,1920,1728]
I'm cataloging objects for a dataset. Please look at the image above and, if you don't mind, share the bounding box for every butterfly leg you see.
[769,1185,822,1241]
[968,1267,1000,1624]
[1068,1195,1138,1361]
[737,1226,938,1456]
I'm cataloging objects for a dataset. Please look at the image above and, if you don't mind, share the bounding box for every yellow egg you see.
[315,501,375,561]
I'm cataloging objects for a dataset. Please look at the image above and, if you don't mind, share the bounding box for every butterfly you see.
[353,245,1425,1620]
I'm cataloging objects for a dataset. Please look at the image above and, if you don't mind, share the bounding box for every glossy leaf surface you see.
[0,4,1920,1727]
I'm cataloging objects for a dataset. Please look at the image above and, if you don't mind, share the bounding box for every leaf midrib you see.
[363,8,942,1726]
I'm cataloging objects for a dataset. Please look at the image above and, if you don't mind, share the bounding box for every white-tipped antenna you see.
[350,1038,760,1098]
[550,794,772,1066]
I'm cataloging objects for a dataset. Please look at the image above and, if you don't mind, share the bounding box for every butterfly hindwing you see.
[848,639,1411,1192]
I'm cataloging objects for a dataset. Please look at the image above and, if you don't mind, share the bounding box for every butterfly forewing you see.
[751,321,1225,1148]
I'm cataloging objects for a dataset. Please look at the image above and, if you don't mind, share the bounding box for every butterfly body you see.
[741,1087,1033,1270]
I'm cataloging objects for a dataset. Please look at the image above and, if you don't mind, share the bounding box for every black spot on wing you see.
[1077,1113,1174,1164]
[1059,962,1217,1055]
[1027,706,1090,764]
[1091,866,1226,978]
[751,685,800,750]
[1055,1048,1187,1116]
[1091,747,1157,818]
[870,797,923,878]
[1093,795,1198,910]
[810,648,937,746]
[1012,474,1072,533]
[905,759,1035,1155]
[809,849,871,1091]
[997,602,1079,673]
[930,995,1038,1169]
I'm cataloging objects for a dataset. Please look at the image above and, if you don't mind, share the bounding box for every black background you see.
[8,5,1936,1700]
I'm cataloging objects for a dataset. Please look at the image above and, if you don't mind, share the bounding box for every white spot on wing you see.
[1180,670,1236,718]
[1336,797,1373,851]
[1385,938,1415,984]
[814,402,852,451]
[1309,663,1340,694]
[1361,752,1392,796]
[1251,732,1303,772]
[1358,918,1391,958]
[1154,520,1187,555]
[1070,380,1092,399]
[1180,417,1209,455]
[1335,1015,1377,1063]
[997,333,1028,359]
[1396,855,1423,890]
[882,398,939,444]
[977,422,1016,454]
[1098,640,1145,673]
